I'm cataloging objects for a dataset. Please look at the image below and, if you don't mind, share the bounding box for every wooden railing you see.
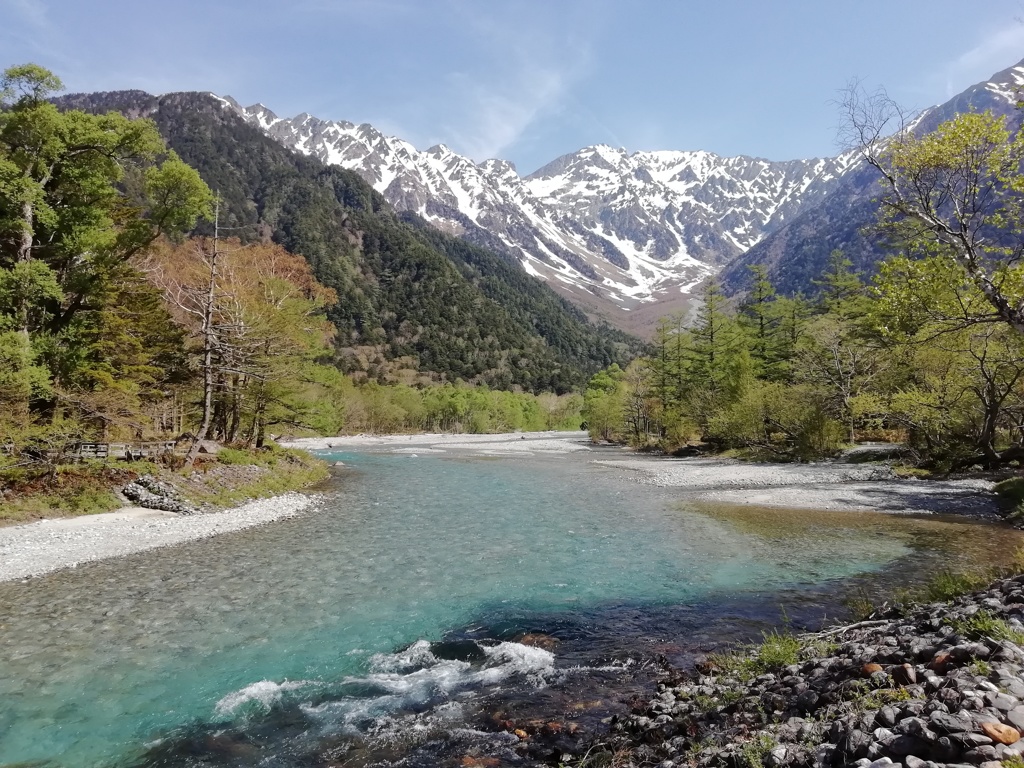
[70,441,179,460]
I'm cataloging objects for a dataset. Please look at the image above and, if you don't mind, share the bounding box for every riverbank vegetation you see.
[583,108,1024,470]
[0,64,586,515]
[0,445,328,523]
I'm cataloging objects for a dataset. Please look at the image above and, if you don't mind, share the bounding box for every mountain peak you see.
[225,93,858,319]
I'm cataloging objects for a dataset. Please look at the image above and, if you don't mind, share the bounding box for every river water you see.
[0,438,1017,767]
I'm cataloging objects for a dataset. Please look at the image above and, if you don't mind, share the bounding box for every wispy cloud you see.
[0,0,77,67]
[439,0,598,162]
[944,22,1024,96]
[445,60,584,161]
[2,0,48,30]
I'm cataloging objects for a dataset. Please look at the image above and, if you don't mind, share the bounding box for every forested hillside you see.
[55,90,642,393]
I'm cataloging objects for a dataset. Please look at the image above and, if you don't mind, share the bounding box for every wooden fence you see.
[68,441,179,461]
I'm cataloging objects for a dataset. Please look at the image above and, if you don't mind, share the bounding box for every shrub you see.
[740,734,777,768]
[217,447,255,466]
[996,477,1024,517]
[946,610,1024,644]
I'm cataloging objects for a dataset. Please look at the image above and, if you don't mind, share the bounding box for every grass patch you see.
[183,446,329,508]
[740,734,777,768]
[893,466,932,479]
[843,588,878,621]
[858,686,912,710]
[754,628,802,672]
[705,627,836,687]
[843,546,1024,618]
[996,477,1024,518]
[945,610,1024,645]
[1003,755,1024,768]
[0,445,329,523]
[924,570,993,602]
[996,477,1024,505]
[0,462,150,524]
[0,485,124,523]
[967,659,992,677]
[216,447,255,465]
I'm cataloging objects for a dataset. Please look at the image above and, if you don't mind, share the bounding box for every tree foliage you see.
[584,254,1024,467]
[843,87,1024,335]
[0,64,211,444]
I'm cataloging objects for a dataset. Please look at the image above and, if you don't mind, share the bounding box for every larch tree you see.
[842,85,1024,334]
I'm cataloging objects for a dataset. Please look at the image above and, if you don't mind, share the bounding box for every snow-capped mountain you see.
[221,95,858,316]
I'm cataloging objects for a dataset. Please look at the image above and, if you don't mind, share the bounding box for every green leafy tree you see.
[845,90,1024,333]
[582,364,626,441]
[0,63,212,438]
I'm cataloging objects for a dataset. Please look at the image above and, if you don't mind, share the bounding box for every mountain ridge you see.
[54,89,643,391]
[223,96,860,325]
[221,57,1024,320]
[719,59,1024,295]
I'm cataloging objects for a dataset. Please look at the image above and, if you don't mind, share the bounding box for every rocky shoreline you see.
[583,577,1024,768]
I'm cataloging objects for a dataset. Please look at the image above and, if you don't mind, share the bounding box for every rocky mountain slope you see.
[224,97,858,323]
[720,60,1024,295]
[55,90,642,391]
[226,58,1024,318]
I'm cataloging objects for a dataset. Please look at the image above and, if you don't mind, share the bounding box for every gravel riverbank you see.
[287,433,1003,519]
[592,577,1024,768]
[0,493,315,582]
[281,430,594,454]
[596,457,1003,520]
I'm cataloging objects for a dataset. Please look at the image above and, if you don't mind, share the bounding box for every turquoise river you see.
[0,437,1015,767]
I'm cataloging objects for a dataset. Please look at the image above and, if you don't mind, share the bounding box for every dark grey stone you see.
[929,711,971,733]
[1007,705,1024,731]
[887,734,932,757]
[877,707,898,728]
[796,689,819,714]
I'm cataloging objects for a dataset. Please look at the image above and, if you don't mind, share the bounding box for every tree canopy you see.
[0,63,212,442]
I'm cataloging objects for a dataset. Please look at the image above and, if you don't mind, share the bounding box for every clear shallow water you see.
[0,445,1016,767]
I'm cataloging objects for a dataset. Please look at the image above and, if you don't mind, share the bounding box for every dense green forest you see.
[53,89,643,394]
[584,109,1024,470]
[0,64,589,481]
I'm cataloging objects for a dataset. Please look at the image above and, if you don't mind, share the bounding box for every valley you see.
[4,14,1024,768]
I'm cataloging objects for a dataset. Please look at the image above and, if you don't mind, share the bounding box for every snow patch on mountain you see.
[224,99,857,308]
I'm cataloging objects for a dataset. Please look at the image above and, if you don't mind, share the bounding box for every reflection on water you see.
[691,500,1024,604]
[0,448,1017,767]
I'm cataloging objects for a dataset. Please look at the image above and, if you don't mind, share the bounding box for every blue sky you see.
[3,0,1024,174]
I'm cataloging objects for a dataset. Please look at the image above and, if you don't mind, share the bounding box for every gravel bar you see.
[0,493,315,582]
